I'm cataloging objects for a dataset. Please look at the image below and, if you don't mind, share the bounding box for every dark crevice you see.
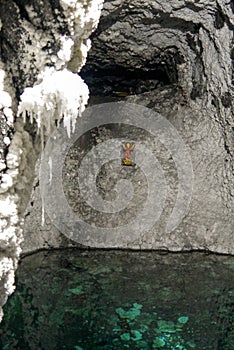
[82,29,183,97]
[145,9,201,34]
[214,7,225,29]
[214,3,234,31]
[190,59,204,99]
[186,34,206,100]
[230,0,234,14]
[186,2,202,12]
[0,35,19,56]
[186,33,198,52]
[81,62,176,97]
[221,92,232,108]
[13,0,32,24]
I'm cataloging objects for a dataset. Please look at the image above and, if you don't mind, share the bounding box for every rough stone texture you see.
[0,0,103,322]
[23,0,234,254]
[79,0,234,253]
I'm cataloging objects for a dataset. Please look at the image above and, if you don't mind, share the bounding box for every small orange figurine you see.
[122,142,135,166]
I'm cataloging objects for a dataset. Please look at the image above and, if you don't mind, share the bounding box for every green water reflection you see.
[0,250,234,350]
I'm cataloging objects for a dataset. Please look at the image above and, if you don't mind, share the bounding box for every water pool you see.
[0,250,234,350]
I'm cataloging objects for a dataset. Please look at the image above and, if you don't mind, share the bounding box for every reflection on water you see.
[0,250,234,350]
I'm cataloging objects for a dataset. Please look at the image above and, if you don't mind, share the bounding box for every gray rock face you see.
[81,0,234,253]
[24,0,234,254]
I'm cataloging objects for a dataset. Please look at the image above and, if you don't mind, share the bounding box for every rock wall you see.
[1,0,234,322]
[23,0,234,254]
[0,0,103,322]
[77,0,234,254]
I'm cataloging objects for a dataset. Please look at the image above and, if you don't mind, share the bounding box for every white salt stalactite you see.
[48,157,52,185]
[17,68,89,228]
[17,68,89,139]
[41,196,45,227]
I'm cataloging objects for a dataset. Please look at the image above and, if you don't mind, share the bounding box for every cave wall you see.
[1,0,234,322]
[0,0,103,322]
[77,0,234,254]
[23,0,234,254]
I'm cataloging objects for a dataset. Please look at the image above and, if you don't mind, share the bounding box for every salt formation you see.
[18,68,89,138]
[0,0,103,323]
[0,68,23,322]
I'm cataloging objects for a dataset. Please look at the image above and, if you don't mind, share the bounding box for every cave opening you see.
[80,47,181,98]
[80,63,175,97]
